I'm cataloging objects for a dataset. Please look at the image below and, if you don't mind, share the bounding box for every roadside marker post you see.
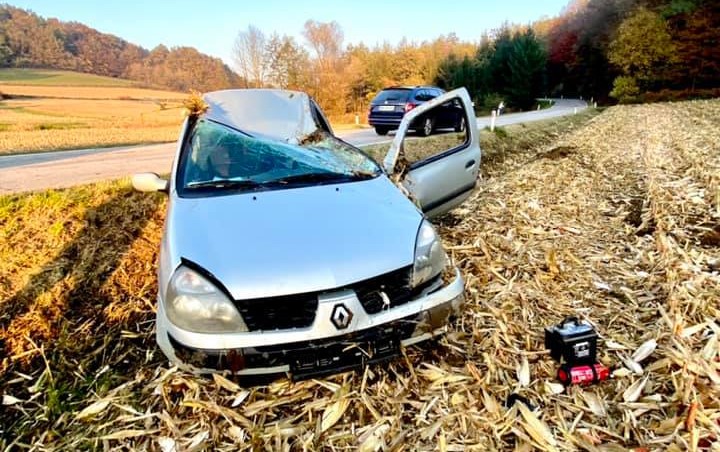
[490,110,496,131]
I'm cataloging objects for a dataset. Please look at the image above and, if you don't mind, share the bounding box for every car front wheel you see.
[374,127,389,136]
[418,117,433,137]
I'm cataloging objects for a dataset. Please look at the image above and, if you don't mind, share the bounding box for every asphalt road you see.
[0,99,586,194]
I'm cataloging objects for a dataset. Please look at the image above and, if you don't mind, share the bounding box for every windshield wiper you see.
[268,171,375,185]
[186,179,263,190]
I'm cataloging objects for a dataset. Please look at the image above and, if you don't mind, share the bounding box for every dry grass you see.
[0,84,187,100]
[0,97,184,154]
[1,101,719,450]
[0,84,358,155]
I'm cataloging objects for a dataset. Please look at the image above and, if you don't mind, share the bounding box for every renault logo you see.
[330,303,353,330]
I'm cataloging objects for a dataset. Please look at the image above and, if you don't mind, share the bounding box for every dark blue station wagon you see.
[368,86,466,136]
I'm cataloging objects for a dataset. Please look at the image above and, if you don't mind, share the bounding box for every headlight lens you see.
[165,266,248,333]
[412,220,448,287]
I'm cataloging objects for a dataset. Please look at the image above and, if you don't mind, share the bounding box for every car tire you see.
[374,127,389,136]
[419,117,433,137]
[454,116,466,133]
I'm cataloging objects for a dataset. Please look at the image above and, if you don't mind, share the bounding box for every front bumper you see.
[156,267,465,377]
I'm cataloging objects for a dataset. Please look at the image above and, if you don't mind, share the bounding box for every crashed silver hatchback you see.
[132,88,481,378]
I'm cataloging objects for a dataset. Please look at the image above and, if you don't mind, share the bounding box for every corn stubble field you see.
[1,101,719,450]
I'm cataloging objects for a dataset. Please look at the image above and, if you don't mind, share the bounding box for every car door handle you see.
[465,160,476,169]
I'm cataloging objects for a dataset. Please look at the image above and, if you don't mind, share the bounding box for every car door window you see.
[414,90,432,102]
[383,88,480,217]
[310,99,333,134]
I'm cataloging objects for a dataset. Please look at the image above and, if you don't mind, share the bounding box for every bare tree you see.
[302,20,344,71]
[232,25,267,88]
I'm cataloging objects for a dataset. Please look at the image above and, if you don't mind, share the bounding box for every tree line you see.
[539,0,719,103]
[1,1,718,115]
[231,21,477,116]
[434,0,719,108]
[223,0,720,114]
[0,4,240,92]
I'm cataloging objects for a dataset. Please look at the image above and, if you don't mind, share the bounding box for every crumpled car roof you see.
[202,89,318,143]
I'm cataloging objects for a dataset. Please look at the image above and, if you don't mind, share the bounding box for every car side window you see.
[310,100,332,133]
[415,89,435,102]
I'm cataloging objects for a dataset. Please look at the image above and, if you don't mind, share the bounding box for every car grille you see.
[234,294,318,331]
[233,266,440,331]
[352,265,439,314]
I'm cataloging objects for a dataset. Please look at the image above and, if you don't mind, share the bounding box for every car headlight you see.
[165,266,248,333]
[412,220,448,287]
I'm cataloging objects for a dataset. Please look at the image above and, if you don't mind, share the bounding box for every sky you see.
[12,0,569,67]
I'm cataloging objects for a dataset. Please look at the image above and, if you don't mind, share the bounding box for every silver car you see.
[132,88,481,378]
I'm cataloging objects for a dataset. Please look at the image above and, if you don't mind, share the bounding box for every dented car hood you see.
[164,176,423,300]
[203,89,319,143]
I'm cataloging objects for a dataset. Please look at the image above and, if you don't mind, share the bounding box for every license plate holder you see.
[290,338,401,380]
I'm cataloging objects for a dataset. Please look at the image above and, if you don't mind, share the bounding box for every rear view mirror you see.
[132,172,168,193]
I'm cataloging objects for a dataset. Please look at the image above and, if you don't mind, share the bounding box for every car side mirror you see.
[132,172,168,193]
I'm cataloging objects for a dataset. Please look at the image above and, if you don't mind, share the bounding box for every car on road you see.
[368,86,466,136]
[132,87,480,379]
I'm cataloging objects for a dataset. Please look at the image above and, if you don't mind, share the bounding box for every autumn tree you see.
[663,2,720,92]
[0,28,12,64]
[608,6,677,98]
[539,0,636,101]
[232,25,268,88]
[344,44,374,115]
[265,33,308,89]
[543,15,578,96]
[302,20,347,115]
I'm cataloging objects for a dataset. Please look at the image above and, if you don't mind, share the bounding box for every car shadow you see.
[0,188,165,374]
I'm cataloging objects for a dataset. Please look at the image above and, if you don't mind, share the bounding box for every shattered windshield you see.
[178,119,380,194]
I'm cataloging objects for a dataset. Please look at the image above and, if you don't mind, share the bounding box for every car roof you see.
[202,89,318,143]
[382,86,441,91]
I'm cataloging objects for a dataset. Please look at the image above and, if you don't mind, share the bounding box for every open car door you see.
[383,88,481,218]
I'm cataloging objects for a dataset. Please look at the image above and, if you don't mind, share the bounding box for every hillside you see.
[0,68,136,86]
[0,5,241,92]
[1,100,718,449]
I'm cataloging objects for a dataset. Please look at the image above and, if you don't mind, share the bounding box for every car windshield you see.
[372,89,411,104]
[178,119,381,194]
